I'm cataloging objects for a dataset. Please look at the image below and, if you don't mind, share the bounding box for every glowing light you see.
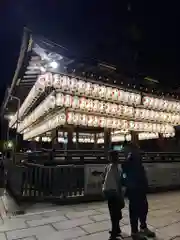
[49,61,58,69]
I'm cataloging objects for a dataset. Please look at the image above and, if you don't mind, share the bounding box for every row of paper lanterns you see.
[18,92,180,133]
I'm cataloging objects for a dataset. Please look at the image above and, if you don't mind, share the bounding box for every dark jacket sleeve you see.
[101,165,108,184]
[141,165,149,189]
[121,162,128,187]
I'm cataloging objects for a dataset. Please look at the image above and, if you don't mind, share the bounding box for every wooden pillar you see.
[52,129,58,150]
[38,136,42,150]
[157,133,164,151]
[131,131,139,146]
[104,128,111,154]
[76,131,79,150]
[94,133,98,149]
[67,126,73,150]
[30,140,37,151]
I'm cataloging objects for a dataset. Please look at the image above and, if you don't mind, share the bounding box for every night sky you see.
[0,1,179,104]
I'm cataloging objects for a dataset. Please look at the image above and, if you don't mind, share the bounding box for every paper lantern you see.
[112,118,118,129]
[99,101,105,113]
[99,86,106,98]
[67,112,74,124]
[105,102,111,114]
[134,94,141,105]
[129,121,135,130]
[79,114,87,125]
[72,96,80,109]
[93,116,99,127]
[128,93,135,104]
[64,95,72,107]
[99,117,106,128]
[87,115,94,126]
[56,93,64,106]
[92,84,99,97]
[74,113,80,125]
[79,97,86,110]
[44,72,53,87]
[85,82,92,95]
[112,88,119,101]
[86,99,93,111]
[70,78,78,92]
[77,80,86,94]
[106,87,113,100]
[53,74,61,89]
[111,104,118,115]
[61,75,70,90]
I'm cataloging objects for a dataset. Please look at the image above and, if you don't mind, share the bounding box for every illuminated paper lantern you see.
[116,119,122,129]
[47,95,55,109]
[87,115,94,126]
[99,86,106,98]
[92,100,99,112]
[86,99,93,111]
[112,118,118,128]
[79,114,87,125]
[44,72,53,87]
[143,96,149,107]
[153,111,158,121]
[69,78,78,92]
[122,92,129,103]
[117,105,123,116]
[117,90,122,101]
[129,121,135,130]
[99,101,105,113]
[74,113,80,125]
[36,74,46,91]
[72,96,80,109]
[99,117,106,128]
[128,107,134,117]
[79,97,86,110]
[122,106,129,116]
[85,82,92,96]
[112,88,119,101]
[77,80,86,94]
[135,108,141,119]
[64,95,72,107]
[92,84,99,97]
[93,116,99,127]
[106,87,113,100]
[134,94,141,105]
[111,104,118,115]
[56,93,64,106]
[53,74,61,89]
[105,102,111,114]
[67,112,74,124]
[128,93,135,104]
[61,75,70,90]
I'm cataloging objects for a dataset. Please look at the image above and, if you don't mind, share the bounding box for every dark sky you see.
[0,1,179,104]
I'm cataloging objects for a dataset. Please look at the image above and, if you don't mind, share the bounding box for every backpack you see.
[102,164,125,208]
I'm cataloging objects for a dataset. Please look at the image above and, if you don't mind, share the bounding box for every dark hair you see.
[109,150,119,163]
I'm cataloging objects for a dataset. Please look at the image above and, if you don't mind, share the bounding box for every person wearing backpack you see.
[122,143,156,240]
[102,151,125,240]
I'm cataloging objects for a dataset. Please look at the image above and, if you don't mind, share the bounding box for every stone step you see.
[0,190,25,218]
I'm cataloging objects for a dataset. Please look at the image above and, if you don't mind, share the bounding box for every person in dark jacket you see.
[122,143,155,240]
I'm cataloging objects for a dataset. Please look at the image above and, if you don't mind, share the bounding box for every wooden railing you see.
[5,150,180,203]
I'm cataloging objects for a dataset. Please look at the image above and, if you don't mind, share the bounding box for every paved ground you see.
[1,192,180,240]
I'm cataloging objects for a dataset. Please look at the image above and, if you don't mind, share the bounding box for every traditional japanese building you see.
[2,29,179,152]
